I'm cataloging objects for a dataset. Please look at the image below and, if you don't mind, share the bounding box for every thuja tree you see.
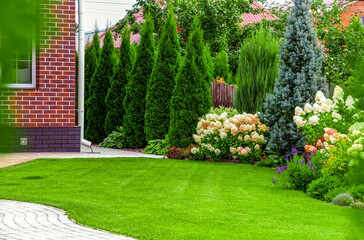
[213,50,229,81]
[261,0,327,155]
[168,18,212,148]
[84,30,100,131]
[85,30,115,143]
[105,26,133,135]
[123,15,155,148]
[234,27,279,114]
[145,8,181,142]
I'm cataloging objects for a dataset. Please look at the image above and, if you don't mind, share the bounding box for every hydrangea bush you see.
[192,112,269,163]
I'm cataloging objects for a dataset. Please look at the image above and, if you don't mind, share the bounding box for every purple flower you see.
[313,166,316,171]
[286,155,289,161]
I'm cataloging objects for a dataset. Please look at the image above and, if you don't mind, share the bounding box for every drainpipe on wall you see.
[78,0,92,149]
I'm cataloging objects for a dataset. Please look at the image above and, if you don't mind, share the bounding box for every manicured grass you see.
[0,158,363,239]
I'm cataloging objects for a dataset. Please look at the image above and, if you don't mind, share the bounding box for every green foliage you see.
[123,15,155,148]
[114,0,261,73]
[261,0,328,155]
[213,50,229,81]
[207,107,238,118]
[307,174,345,200]
[346,56,364,112]
[85,30,115,143]
[142,139,169,155]
[85,30,101,133]
[351,184,364,202]
[105,26,133,135]
[313,1,364,90]
[145,7,181,142]
[323,187,350,202]
[99,126,124,149]
[276,154,321,192]
[168,18,212,148]
[234,27,279,114]
[332,193,354,206]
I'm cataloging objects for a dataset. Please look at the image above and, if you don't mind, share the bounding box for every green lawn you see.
[0,158,363,239]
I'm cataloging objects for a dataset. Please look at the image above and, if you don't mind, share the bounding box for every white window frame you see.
[4,40,37,89]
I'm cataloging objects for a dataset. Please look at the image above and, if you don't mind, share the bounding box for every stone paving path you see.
[0,200,136,240]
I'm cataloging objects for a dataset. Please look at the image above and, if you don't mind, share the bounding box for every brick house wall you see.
[0,0,80,152]
[341,0,364,26]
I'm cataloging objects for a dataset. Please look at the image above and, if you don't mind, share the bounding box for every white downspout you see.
[78,0,92,148]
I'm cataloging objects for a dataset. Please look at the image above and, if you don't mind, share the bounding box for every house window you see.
[0,37,36,89]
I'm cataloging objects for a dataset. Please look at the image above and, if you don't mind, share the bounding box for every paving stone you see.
[0,200,136,240]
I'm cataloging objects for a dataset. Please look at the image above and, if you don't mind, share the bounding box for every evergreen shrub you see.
[234,27,279,114]
[145,8,181,142]
[85,30,115,143]
[261,0,328,155]
[123,15,155,148]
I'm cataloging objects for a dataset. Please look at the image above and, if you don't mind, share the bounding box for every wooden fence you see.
[211,82,236,108]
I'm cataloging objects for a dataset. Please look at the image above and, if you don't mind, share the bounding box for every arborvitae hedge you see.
[213,50,229,81]
[84,31,100,132]
[85,30,115,143]
[144,8,181,142]
[168,18,212,148]
[123,15,155,148]
[105,26,133,135]
[261,0,328,155]
[234,27,279,114]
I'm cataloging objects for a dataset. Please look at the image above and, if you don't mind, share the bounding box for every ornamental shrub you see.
[85,30,115,143]
[145,7,181,142]
[123,15,155,148]
[84,30,100,131]
[332,193,354,206]
[213,50,229,82]
[306,174,345,200]
[105,25,133,135]
[166,147,185,159]
[99,126,124,149]
[143,139,170,155]
[261,0,328,155]
[193,112,269,163]
[234,27,279,114]
[168,18,212,148]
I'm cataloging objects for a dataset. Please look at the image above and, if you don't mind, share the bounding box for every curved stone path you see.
[0,200,135,240]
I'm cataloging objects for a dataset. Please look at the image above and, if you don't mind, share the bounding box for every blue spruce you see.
[261,0,328,155]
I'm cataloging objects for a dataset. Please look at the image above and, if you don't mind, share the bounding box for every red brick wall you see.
[341,1,364,26]
[1,0,76,128]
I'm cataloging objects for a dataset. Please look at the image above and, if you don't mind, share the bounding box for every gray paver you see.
[0,200,136,240]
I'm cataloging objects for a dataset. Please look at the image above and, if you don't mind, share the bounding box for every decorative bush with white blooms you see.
[192,112,269,163]
[293,86,360,145]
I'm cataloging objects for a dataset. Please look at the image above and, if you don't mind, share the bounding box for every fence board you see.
[211,82,236,108]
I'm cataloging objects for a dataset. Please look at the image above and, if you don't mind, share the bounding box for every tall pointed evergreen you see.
[168,18,212,148]
[213,50,229,81]
[145,7,181,142]
[105,26,133,135]
[123,15,155,148]
[85,30,115,143]
[84,30,100,132]
[261,0,327,155]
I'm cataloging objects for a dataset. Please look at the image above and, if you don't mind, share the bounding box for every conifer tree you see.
[261,0,328,155]
[84,31,100,131]
[105,26,133,135]
[85,30,115,143]
[123,15,155,148]
[234,27,279,114]
[145,8,181,142]
[168,18,212,148]
[213,50,229,81]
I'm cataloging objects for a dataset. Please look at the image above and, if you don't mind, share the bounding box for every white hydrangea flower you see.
[304,103,313,113]
[193,134,201,143]
[321,103,331,112]
[295,106,305,116]
[333,86,344,100]
[219,132,227,139]
[191,147,199,154]
[218,112,228,121]
[315,91,325,102]
[332,111,342,121]
[308,115,320,125]
[345,95,355,109]
[325,99,334,107]
[313,103,322,113]
[214,149,221,155]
